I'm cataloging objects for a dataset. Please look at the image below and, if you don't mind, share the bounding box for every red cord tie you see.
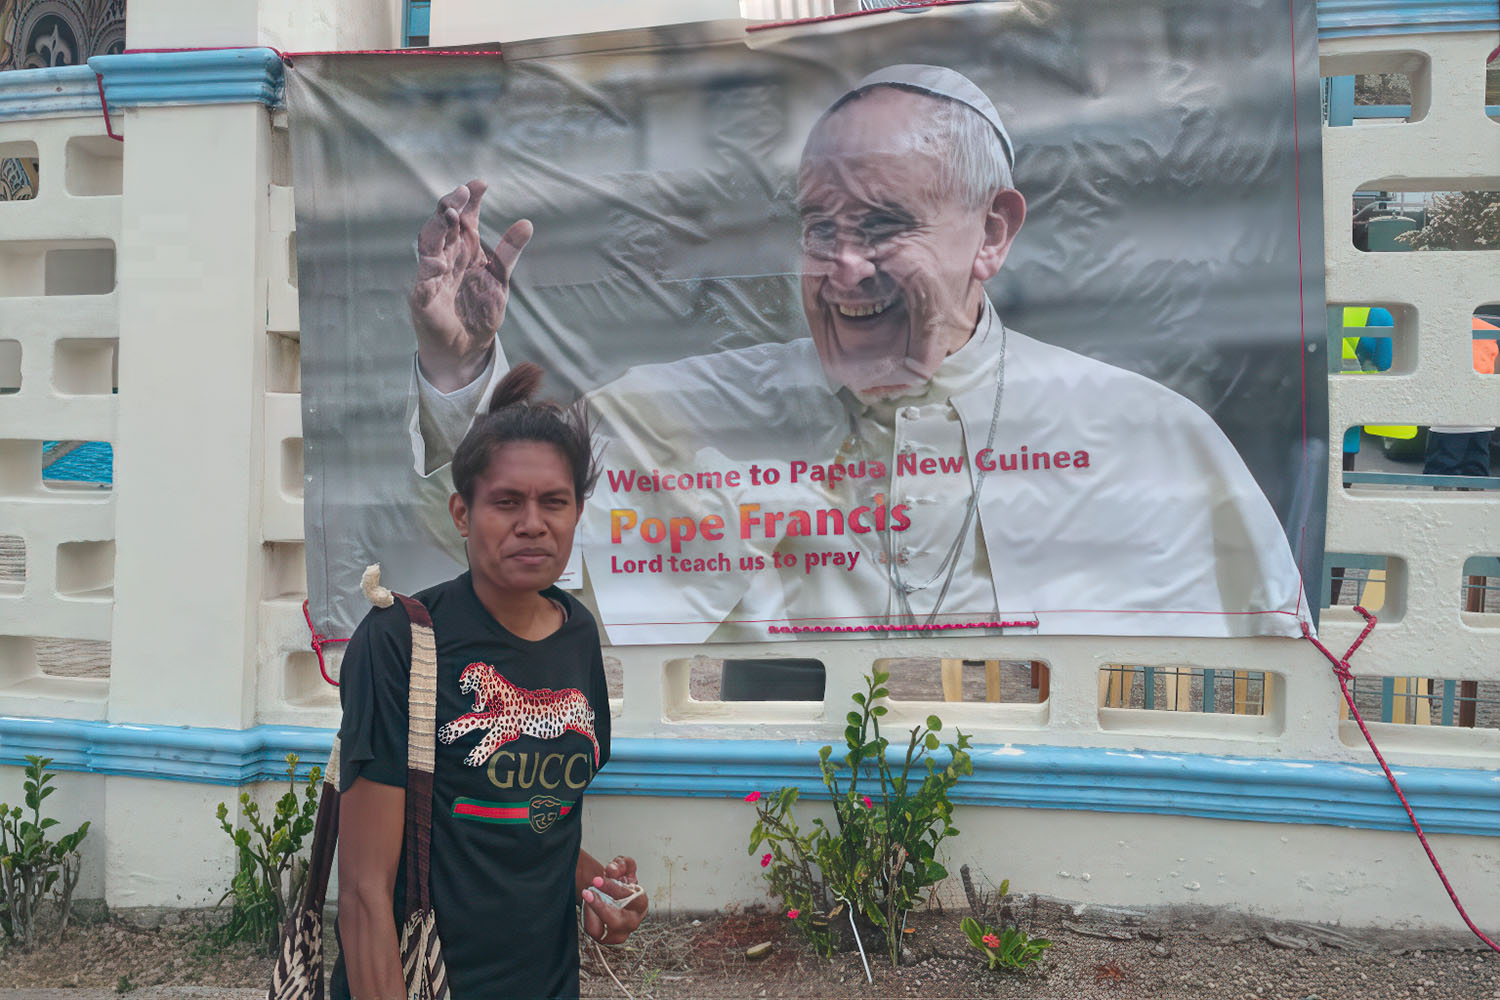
[1301,604,1377,686]
[93,73,123,142]
[302,599,348,687]
[1301,606,1499,954]
[769,618,1037,635]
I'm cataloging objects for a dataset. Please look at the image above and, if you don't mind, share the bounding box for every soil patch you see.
[0,915,272,992]
[5,900,1499,1000]
[580,903,1500,1000]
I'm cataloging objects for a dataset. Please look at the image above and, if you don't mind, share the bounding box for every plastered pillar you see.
[106,101,273,906]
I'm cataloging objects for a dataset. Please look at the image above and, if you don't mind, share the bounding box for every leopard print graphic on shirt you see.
[436,662,600,768]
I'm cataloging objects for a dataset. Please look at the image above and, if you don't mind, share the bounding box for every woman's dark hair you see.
[451,363,601,504]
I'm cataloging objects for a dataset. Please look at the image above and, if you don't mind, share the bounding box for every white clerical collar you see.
[836,296,1002,416]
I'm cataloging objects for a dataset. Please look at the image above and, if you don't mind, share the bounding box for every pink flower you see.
[760,853,772,868]
[982,932,1000,949]
[745,791,761,803]
[862,796,873,809]
[786,909,800,920]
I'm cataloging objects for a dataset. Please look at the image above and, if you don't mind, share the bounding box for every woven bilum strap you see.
[266,740,341,1000]
[400,907,451,1000]
[396,594,438,918]
[266,576,448,1000]
[267,905,329,1000]
[394,593,447,997]
[401,595,439,776]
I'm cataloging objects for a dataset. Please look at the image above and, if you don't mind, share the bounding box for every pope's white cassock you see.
[406,300,1311,644]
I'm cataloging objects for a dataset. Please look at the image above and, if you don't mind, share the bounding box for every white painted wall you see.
[584,796,1500,930]
[127,0,399,50]
[259,0,401,53]
[0,765,105,903]
[1321,31,1500,700]
[0,110,118,725]
[430,0,745,47]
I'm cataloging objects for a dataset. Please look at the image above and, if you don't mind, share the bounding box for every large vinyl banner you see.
[288,0,1327,645]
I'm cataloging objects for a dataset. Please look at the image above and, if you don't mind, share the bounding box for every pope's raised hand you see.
[409,180,533,393]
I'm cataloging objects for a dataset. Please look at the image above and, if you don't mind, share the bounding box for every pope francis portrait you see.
[399,64,1311,643]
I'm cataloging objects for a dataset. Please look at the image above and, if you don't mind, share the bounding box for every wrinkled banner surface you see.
[289,0,1327,644]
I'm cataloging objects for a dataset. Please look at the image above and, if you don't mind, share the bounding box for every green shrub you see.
[210,753,321,953]
[961,914,1052,971]
[0,755,91,950]
[748,670,972,966]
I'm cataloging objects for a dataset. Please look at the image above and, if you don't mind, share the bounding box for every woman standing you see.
[333,363,646,999]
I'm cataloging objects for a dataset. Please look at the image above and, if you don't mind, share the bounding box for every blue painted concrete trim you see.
[0,716,332,785]
[601,739,1500,837]
[88,49,284,110]
[0,65,103,122]
[1318,0,1500,37]
[3,717,1497,837]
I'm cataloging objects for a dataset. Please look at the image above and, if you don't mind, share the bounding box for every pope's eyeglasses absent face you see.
[798,211,915,263]
[796,87,1005,403]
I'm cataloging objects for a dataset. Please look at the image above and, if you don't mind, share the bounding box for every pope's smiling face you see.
[797,87,1022,401]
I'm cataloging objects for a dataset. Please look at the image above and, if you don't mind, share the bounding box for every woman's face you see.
[450,440,580,599]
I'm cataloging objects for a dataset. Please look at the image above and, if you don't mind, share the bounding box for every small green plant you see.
[210,753,321,953]
[748,670,972,967]
[115,973,136,994]
[0,755,91,950]
[961,915,1051,971]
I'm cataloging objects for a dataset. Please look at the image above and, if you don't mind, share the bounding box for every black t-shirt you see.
[331,572,611,1000]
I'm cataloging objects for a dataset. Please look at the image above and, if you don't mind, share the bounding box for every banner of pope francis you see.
[287,0,1327,645]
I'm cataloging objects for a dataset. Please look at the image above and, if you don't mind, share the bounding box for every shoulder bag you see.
[268,575,450,1000]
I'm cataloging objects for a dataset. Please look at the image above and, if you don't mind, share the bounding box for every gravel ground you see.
[3,899,1499,1000]
[574,900,1500,1000]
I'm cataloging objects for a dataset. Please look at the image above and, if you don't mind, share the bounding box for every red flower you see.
[862,795,873,809]
[982,932,1000,949]
[745,791,761,803]
[760,853,772,868]
[787,908,800,920]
